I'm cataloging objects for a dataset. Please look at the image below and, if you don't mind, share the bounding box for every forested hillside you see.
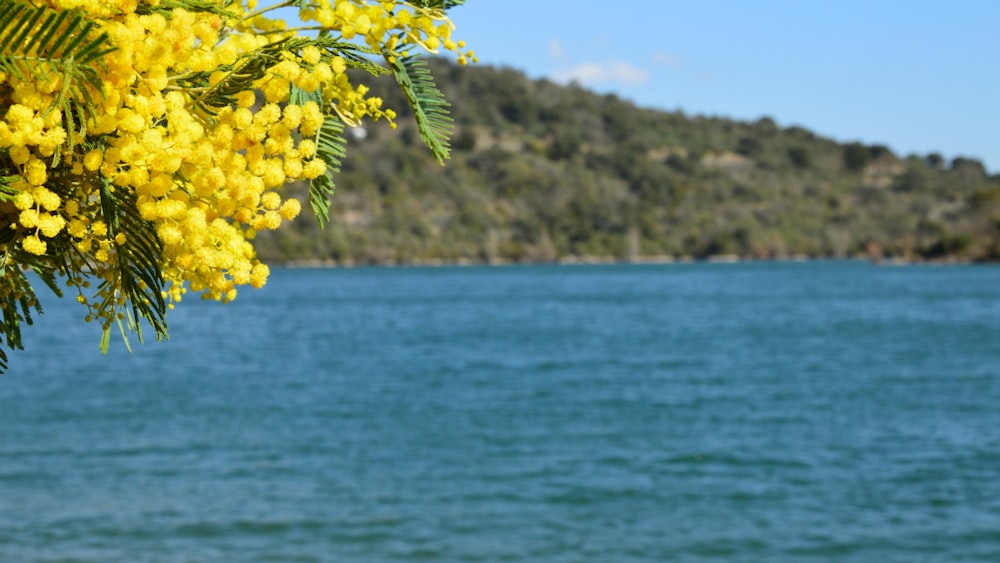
[256,59,1000,264]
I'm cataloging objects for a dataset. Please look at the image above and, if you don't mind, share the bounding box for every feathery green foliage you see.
[0,256,44,372]
[384,50,452,164]
[135,0,238,17]
[290,85,347,228]
[408,0,466,9]
[308,113,347,228]
[0,183,64,371]
[95,178,168,353]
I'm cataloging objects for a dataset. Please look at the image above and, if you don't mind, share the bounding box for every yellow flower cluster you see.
[0,0,470,338]
[297,0,476,63]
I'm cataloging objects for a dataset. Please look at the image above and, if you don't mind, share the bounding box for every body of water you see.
[2,261,1000,561]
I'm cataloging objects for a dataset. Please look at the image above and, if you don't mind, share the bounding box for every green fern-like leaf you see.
[135,0,238,17]
[0,261,43,373]
[179,45,287,115]
[0,226,67,374]
[0,0,115,153]
[407,0,466,9]
[384,50,453,165]
[96,178,168,353]
[309,113,347,228]
[0,173,21,201]
[290,85,347,228]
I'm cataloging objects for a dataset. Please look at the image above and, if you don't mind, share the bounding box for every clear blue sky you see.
[449,1,999,172]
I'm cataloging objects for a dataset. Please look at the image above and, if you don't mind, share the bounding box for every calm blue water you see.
[3,261,1000,561]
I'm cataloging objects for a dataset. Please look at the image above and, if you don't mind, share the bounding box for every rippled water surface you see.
[3,261,1000,561]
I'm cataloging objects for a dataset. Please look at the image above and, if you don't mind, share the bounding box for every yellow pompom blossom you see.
[0,0,471,369]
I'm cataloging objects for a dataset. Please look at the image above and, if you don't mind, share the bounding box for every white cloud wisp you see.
[551,59,650,87]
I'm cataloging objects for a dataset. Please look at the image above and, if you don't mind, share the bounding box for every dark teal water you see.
[3,261,1000,561]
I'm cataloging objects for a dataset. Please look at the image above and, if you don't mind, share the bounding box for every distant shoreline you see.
[275,254,988,269]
